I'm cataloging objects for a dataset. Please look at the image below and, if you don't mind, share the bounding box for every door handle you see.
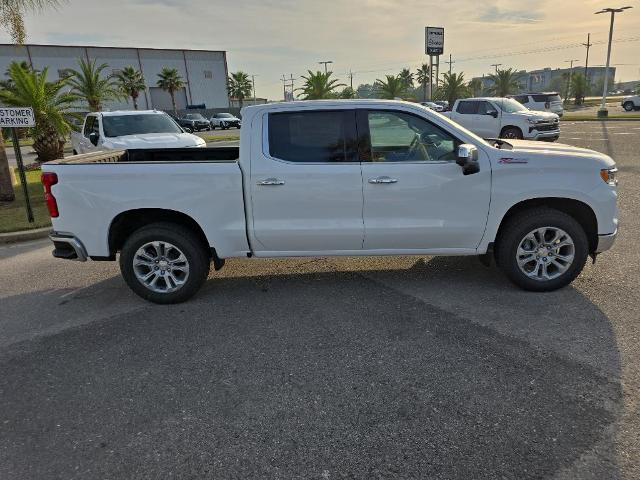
[368,176,398,184]
[257,178,285,186]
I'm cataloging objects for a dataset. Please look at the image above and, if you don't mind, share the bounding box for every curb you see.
[0,226,51,245]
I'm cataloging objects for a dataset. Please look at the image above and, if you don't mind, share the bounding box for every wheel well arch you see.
[108,208,211,257]
[495,198,598,253]
[500,125,523,136]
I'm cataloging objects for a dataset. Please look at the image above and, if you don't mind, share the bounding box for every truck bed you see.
[46,147,240,165]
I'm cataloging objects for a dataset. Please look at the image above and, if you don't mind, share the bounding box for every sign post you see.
[425,26,445,101]
[0,107,36,223]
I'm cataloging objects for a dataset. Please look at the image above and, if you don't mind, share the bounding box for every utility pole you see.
[582,33,593,85]
[491,63,502,73]
[348,70,354,90]
[445,54,454,76]
[318,60,333,74]
[595,6,633,117]
[564,59,579,101]
[281,74,287,101]
[251,74,257,105]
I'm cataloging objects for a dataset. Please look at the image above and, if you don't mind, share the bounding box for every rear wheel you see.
[500,126,523,140]
[495,208,588,291]
[623,102,635,112]
[119,222,210,304]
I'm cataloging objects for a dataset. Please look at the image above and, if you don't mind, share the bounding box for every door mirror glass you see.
[456,144,480,175]
[89,131,99,146]
[184,127,193,133]
[487,110,499,118]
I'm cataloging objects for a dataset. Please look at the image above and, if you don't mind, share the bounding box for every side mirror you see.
[89,131,99,146]
[456,144,480,175]
[487,110,499,118]
[184,127,193,133]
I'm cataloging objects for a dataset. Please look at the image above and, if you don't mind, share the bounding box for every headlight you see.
[527,118,538,124]
[600,167,618,186]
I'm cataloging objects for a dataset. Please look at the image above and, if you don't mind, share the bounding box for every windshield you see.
[102,114,183,137]
[217,113,234,118]
[495,98,529,113]
[185,114,205,120]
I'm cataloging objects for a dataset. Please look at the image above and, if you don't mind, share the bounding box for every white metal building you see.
[0,44,230,111]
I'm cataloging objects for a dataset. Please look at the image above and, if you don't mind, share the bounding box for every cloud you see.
[477,6,544,24]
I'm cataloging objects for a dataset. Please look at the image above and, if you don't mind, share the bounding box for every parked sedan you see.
[210,113,241,129]
[177,113,211,132]
[419,101,444,112]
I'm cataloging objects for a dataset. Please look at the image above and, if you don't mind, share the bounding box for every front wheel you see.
[119,223,210,304]
[623,102,635,112]
[500,126,523,140]
[495,208,589,291]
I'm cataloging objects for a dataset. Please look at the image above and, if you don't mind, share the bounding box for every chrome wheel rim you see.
[133,241,190,293]
[516,227,575,281]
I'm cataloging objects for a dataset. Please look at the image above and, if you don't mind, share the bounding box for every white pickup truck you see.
[43,100,618,303]
[71,110,205,155]
[443,97,560,141]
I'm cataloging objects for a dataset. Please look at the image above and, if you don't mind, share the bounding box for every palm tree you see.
[468,78,483,97]
[440,72,470,105]
[227,71,252,108]
[0,0,65,201]
[415,63,430,101]
[487,68,522,97]
[570,73,588,105]
[296,70,345,100]
[0,63,77,162]
[156,67,185,114]
[399,68,414,89]
[0,0,64,43]
[115,66,146,110]
[376,75,406,100]
[66,58,121,111]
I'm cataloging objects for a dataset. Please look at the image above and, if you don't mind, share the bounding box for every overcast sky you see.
[4,0,639,100]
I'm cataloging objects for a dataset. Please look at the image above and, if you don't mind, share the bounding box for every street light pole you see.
[491,63,502,73]
[251,75,257,105]
[595,6,633,117]
[318,60,333,74]
[564,59,579,101]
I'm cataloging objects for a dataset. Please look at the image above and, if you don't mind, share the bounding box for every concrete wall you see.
[0,44,229,110]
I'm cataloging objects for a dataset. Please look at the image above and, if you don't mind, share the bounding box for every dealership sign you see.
[425,27,444,55]
[0,107,35,127]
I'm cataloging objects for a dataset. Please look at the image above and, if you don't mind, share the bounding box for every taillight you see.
[41,172,59,217]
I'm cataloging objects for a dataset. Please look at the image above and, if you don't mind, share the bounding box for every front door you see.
[473,100,501,139]
[249,109,364,254]
[359,109,491,251]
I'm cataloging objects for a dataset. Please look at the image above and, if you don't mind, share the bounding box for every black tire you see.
[500,126,523,140]
[623,102,635,112]
[495,208,589,292]
[119,222,210,304]
[72,150,78,155]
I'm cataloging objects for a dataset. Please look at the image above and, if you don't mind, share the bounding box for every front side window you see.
[477,101,497,115]
[102,114,183,137]
[456,101,479,115]
[366,110,459,162]
[91,117,100,136]
[268,110,355,163]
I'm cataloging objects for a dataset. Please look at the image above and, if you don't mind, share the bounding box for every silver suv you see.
[509,93,564,117]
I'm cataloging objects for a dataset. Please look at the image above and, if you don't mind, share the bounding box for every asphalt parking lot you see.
[1,121,639,479]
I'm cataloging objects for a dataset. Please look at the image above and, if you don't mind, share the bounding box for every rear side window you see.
[532,94,560,103]
[268,110,356,163]
[83,116,95,136]
[456,101,479,114]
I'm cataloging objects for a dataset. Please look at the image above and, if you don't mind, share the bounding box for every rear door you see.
[359,108,491,251]
[249,109,364,253]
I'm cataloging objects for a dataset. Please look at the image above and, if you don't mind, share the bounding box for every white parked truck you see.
[71,110,206,155]
[43,100,618,303]
[442,97,560,141]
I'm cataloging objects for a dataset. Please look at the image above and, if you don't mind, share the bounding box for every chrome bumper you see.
[49,232,88,262]
[596,230,617,253]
